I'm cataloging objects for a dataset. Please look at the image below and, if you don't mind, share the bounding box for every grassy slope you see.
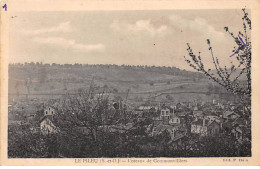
[9,65,226,104]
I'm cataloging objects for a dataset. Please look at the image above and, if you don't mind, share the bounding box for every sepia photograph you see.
[1,0,260,166]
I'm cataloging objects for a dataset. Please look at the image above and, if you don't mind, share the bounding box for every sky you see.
[9,9,246,71]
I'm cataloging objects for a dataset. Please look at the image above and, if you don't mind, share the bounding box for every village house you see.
[169,115,181,125]
[44,106,56,116]
[212,99,217,105]
[191,118,221,136]
[151,124,179,140]
[40,106,58,134]
[40,115,58,134]
[193,110,204,119]
[25,113,35,122]
[231,125,250,143]
[160,107,172,120]
[230,103,237,111]
[222,122,233,135]
[134,105,158,117]
[137,105,153,111]
[232,117,248,127]
[193,105,199,111]
[133,109,143,117]
[175,102,190,112]
[204,113,219,121]
[214,101,225,109]
[30,126,40,133]
[222,110,240,121]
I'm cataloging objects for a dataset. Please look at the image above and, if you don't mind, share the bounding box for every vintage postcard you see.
[1,0,260,166]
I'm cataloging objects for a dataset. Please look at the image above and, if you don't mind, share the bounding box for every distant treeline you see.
[9,62,206,79]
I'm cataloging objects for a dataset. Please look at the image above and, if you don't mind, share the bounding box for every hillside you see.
[9,63,230,103]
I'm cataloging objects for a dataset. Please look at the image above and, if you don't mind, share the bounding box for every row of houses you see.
[134,101,250,144]
[38,99,250,146]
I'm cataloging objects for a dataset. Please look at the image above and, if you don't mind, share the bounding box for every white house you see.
[160,107,171,120]
[40,106,58,134]
[169,116,181,125]
[44,106,56,116]
[40,116,58,134]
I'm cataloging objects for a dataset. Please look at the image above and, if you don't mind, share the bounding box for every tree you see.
[53,85,115,142]
[25,77,32,100]
[184,9,251,103]
[38,65,47,83]
[166,94,173,100]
